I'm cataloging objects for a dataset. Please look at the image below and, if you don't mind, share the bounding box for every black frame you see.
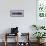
[10,10,24,17]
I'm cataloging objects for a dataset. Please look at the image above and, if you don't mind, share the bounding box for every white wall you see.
[0,0,36,42]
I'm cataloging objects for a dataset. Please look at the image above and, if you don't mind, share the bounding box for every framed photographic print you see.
[37,0,46,19]
[10,10,24,17]
[36,0,46,26]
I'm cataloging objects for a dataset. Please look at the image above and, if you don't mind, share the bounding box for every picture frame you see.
[10,10,24,17]
[36,0,46,26]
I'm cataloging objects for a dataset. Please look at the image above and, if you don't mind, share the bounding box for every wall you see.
[0,0,36,42]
